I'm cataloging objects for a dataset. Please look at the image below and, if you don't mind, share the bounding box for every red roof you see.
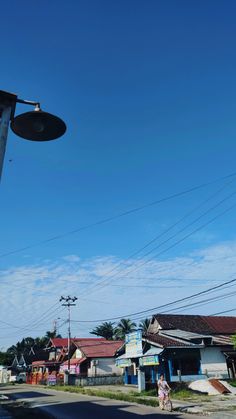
[32,360,60,366]
[62,357,86,367]
[50,338,69,348]
[48,337,123,358]
[73,339,123,358]
[203,316,236,334]
[152,314,236,335]
[50,337,106,349]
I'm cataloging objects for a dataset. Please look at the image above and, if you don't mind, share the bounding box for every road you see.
[1,385,202,419]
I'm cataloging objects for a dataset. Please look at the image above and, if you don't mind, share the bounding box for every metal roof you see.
[152,314,236,334]
[142,347,163,357]
[144,333,194,348]
[160,329,212,341]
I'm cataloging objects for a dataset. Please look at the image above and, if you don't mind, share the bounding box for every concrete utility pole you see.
[59,296,78,378]
[52,317,61,336]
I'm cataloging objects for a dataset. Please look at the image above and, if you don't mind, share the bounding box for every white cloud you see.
[1,241,236,349]
[62,255,81,263]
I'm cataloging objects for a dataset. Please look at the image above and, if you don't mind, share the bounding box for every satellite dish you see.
[10,108,66,141]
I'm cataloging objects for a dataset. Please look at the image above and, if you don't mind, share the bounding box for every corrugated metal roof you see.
[74,339,124,358]
[50,338,69,348]
[142,347,163,356]
[203,316,236,334]
[160,329,212,341]
[212,335,232,345]
[152,314,236,335]
[152,314,210,333]
[62,357,86,367]
[144,333,193,347]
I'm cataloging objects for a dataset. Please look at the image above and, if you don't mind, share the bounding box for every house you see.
[61,338,124,379]
[30,338,71,384]
[145,313,236,382]
[46,338,70,363]
[30,337,124,385]
[9,349,48,374]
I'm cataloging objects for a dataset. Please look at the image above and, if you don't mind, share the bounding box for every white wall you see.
[200,347,228,379]
[75,349,83,359]
[0,368,8,384]
[87,358,123,377]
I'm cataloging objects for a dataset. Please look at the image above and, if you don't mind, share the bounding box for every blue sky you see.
[1,0,236,348]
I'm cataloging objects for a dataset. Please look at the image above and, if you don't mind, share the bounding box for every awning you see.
[142,348,163,357]
[116,354,131,360]
[62,357,86,368]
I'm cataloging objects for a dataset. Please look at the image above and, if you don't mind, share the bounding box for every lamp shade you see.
[10,110,66,141]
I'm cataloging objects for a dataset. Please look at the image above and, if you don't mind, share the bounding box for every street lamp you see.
[0,89,66,180]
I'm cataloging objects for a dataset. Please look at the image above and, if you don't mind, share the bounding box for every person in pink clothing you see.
[157,373,171,409]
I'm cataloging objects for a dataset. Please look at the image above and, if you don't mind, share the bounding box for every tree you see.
[90,322,115,340]
[6,330,62,357]
[7,340,26,357]
[39,330,62,347]
[0,351,14,366]
[114,318,137,340]
[138,318,150,334]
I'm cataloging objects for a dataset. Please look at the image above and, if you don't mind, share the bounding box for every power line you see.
[1,171,236,259]
[1,306,66,341]
[211,307,236,316]
[78,177,236,296]
[18,302,62,332]
[85,197,236,296]
[71,278,236,323]
[161,289,236,314]
[1,303,64,340]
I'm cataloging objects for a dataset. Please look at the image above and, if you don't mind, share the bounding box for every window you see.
[172,357,200,375]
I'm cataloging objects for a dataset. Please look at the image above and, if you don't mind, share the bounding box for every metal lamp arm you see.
[16,98,41,110]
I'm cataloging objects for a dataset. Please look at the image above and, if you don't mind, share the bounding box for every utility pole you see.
[59,296,77,379]
[52,317,61,336]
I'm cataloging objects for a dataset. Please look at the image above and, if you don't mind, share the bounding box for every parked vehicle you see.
[9,372,26,384]
[16,372,26,383]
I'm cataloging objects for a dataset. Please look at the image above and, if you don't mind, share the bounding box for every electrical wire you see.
[77,177,236,296]
[211,307,236,316]
[161,289,236,314]
[71,278,236,323]
[1,171,236,260]
[85,197,236,296]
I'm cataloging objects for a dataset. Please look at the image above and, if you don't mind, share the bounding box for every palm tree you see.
[138,318,150,334]
[39,330,62,348]
[114,318,137,340]
[7,340,26,356]
[90,322,115,340]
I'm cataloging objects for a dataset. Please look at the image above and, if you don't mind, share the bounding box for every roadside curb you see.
[6,384,236,417]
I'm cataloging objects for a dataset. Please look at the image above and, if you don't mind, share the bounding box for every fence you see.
[71,375,123,386]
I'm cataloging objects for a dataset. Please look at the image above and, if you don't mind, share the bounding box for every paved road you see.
[1,385,201,419]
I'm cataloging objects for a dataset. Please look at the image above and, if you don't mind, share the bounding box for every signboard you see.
[116,358,132,368]
[139,355,159,366]
[47,374,57,385]
[125,330,143,358]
